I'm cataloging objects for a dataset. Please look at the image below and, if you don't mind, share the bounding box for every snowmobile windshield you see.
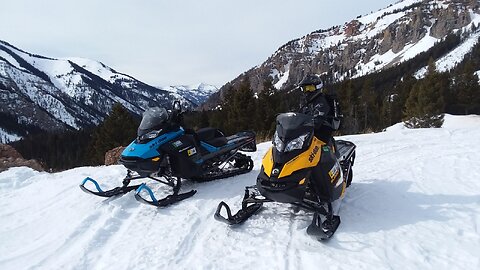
[275,113,314,141]
[273,113,314,153]
[137,107,169,136]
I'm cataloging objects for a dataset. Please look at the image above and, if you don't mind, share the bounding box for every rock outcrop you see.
[0,144,44,172]
[105,146,126,166]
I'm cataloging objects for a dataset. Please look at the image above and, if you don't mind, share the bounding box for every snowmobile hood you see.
[138,107,169,136]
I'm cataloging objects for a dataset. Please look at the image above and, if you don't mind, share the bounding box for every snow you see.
[355,24,441,79]
[0,50,27,72]
[414,10,480,79]
[400,32,439,61]
[274,69,290,89]
[65,57,117,82]
[274,61,291,89]
[357,0,423,26]
[1,114,479,269]
[0,127,21,143]
[415,29,480,78]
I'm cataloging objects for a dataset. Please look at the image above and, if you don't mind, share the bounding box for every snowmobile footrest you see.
[307,212,341,241]
[79,177,141,197]
[214,201,262,225]
[134,183,197,207]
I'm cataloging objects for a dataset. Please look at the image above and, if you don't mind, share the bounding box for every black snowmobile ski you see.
[134,175,197,207]
[79,176,142,197]
[214,186,270,224]
[306,203,341,240]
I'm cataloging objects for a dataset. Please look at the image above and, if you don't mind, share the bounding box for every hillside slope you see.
[0,115,479,270]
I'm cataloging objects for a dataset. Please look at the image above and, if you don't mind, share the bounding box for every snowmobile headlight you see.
[284,133,309,152]
[139,129,162,141]
[273,131,284,152]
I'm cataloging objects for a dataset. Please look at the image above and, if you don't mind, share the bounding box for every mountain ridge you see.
[0,41,218,143]
[205,0,479,106]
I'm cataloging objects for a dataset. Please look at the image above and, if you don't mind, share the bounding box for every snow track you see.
[1,115,480,270]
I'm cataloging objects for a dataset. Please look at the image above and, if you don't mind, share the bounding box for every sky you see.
[1,0,396,87]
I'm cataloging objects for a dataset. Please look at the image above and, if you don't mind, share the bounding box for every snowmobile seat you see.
[196,127,228,147]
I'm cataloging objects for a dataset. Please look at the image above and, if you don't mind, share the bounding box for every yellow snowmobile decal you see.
[261,147,274,176]
[262,136,326,178]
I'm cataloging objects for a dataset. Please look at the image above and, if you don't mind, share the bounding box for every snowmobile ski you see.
[214,186,269,224]
[134,183,197,207]
[306,212,341,241]
[214,201,263,225]
[79,177,142,197]
[134,175,197,207]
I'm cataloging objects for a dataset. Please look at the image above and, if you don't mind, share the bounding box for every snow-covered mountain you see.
[0,114,479,269]
[162,83,219,107]
[0,40,218,142]
[207,0,480,104]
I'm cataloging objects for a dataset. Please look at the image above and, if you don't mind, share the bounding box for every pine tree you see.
[198,110,210,129]
[404,59,445,128]
[221,85,236,133]
[454,61,480,114]
[359,78,380,131]
[222,79,256,134]
[255,79,277,137]
[87,103,139,164]
[337,80,359,134]
[233,79,256,132]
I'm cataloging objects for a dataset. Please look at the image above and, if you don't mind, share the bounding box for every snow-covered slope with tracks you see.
[1,114,479,270]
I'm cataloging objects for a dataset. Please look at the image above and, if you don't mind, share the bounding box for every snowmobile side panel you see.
[309,146,345,202]
[122,128,185,159]
[278,136,325,178]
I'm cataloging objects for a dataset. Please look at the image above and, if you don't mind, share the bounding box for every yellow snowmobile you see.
[214,112,356,240]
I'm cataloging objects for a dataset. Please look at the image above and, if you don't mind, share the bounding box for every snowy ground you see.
[1,114,479,270]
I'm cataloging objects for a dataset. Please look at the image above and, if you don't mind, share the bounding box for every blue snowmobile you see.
[80,102,256,207]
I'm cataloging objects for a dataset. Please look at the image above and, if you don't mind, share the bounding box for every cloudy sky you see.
[1,0,395,87]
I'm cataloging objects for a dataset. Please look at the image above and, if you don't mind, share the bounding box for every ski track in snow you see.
[1,115,480,270]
